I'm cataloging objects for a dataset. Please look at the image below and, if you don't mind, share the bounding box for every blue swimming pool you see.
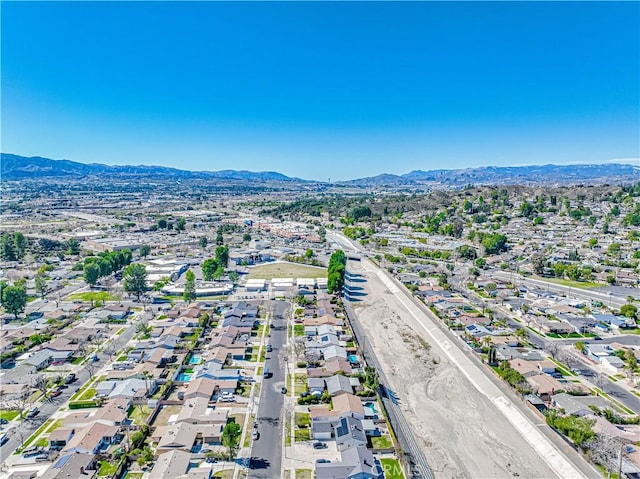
[176,373,192,382]
[188,355,202,365]
[348,354,359,363]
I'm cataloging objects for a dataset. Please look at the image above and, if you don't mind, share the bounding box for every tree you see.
[531,253,546,275]
[183,269,196,303]
[228,271,239,283]
[35,272,48,299]
[215,245,229,268]
[620,304,638,319]
[157,218,168,229]
[123,263,148,301]
[202,258,219,281]
[66,238,81,255]
[514,328,528,343]
[588,238,598,249]
[84,263,100,287]
[222,420,241,459]
[198,236,208,248]
[1,233,16,261]
[2,284,27,320]
[139,245,151,257]
[305,249,314,259]
[216,232,224,245]
[575,341,586,353]
[13,233,27,259]
[242,233,251,242]
[480,233,508,255]
[175,217,186,231]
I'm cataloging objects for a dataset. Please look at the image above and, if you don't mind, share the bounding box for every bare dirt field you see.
[350,259,559,479]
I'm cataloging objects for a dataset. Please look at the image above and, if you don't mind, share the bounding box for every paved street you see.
[248,300,290,479]
[0,322,137,463]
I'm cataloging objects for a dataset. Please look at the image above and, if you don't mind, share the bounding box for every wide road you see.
[0,322,137,463]
[490,271,637,309]
[248,300,290,479]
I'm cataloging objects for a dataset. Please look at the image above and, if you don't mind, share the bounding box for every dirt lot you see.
[350,259,558,479]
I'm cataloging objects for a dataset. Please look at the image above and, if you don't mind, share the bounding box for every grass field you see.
[247,262,327,280]
[380,458,405,479]
[67,291,120,302]
[537,277,602,289]
[0,410,19,422]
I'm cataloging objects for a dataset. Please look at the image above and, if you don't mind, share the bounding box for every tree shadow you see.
[248,457,271,470]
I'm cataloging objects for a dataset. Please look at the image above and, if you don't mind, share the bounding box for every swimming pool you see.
[188,355,202,365]
[176,372,192,382]
[348,354,359,363]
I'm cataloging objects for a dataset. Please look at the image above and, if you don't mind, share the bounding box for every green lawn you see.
[294,374,307,395]
[536,277,602,289]
[294,429,311,442]
[247,262,327,280]
[98,460,119,477]
[0,410,19,422]
[77,388,97,401]
[371,434,394,449]
[66,291,120,302]
[129,405,152,425]
[295,470,313,479]
[212,470,234,479]
[295,412,310,428]
[293,325,305,336]
[380,458,405,479]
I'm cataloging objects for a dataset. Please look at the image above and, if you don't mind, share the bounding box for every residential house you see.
[40,452,98,479]
[325,375,354,397]
[62,422,120,454]
[335,416,367,451]
[149,450,192,479]
[315,445,383,479]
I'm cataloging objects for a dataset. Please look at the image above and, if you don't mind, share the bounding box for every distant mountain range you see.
[341,163,640,187]
[0,153,299,182]
[2,153,638,187]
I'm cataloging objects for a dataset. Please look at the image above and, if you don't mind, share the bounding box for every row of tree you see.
[83,249,133,286]
[327,250,346,294]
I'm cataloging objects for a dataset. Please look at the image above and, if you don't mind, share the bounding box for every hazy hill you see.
[2,153,637,186]
[0,154,299,182]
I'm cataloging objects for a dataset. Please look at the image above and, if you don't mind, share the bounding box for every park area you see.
[247,262,326,280]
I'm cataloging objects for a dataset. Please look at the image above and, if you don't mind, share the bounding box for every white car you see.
[218,393,236,402]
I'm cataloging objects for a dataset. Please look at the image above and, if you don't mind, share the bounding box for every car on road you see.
[252,430,259,440]
[313,442,328,449]
[64,373,76,384]
[0,433,8,446]
[281,387,287,394]
[50,388,63,397]
[26,407,39,419]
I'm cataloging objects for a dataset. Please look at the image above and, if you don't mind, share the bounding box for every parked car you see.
[316,459,331,464]
[0,433,8,446]
[281,387,287,394]
[64,373,76,384]
[266,344,272,352]
[252,430,259,440]
[0,418,8,425]
[22,446,42,457]
[313,442,328,450]
[50,389,63,398]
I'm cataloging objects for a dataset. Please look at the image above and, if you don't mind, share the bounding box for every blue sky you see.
[2,1,639,181]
